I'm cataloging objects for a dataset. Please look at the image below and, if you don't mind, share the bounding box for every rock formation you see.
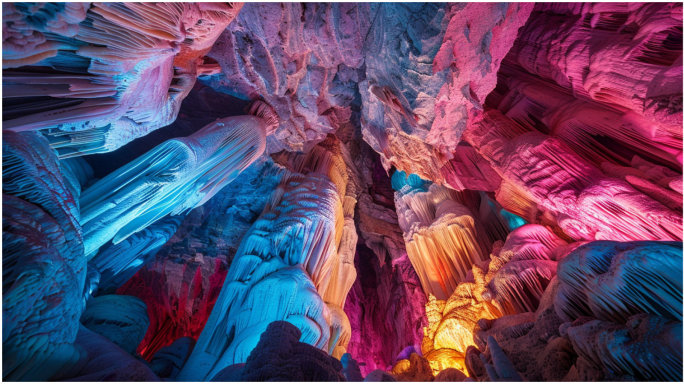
[3,131,85,381]
[3,2,242,156]
[2,2,682,383]
[80,112,272,258]
[178,137,358,380]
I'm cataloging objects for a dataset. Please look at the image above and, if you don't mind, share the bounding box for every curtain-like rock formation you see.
[393,171,509,300]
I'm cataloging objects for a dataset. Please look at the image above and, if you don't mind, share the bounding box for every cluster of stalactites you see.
[394,176,497,300]
[3,2,242,156]
[416,224,570,377]
[492,66,682,171]
[178,138,357,381]
[80,115,268,258]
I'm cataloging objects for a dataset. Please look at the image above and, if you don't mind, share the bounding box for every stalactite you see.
[3,3,242,156]
[487,260,558,315]
[89,215,184,293]
[80,114,269,258]
[118,158,285,361]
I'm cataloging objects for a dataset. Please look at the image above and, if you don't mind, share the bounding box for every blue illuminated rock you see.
[80,115,270,258]
[2,131,85,381]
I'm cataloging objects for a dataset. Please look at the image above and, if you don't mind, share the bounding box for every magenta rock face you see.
[2,2,682,382]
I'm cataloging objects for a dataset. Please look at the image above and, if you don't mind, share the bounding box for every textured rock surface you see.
[3,3,241,156]
[2,131,85,381]
[555,241,682,323]
[2,3,683,382]
[149,336,195,380]
[508,3,683,134]
[418,224,573,377]
[204,3,370,154]
[361,3,533,182]
[81,294,149,355]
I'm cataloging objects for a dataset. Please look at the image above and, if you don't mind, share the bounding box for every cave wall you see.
[2,2,682,382]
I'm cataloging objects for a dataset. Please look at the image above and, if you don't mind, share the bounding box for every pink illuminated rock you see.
[508,3,683,133]
[491,66,682,171]
[345,249,428,377]
[465,109,682,242]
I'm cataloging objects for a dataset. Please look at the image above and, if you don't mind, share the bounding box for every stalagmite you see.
[178,138,357,380]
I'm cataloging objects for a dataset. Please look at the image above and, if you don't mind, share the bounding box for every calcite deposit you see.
[3,2,682,382]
